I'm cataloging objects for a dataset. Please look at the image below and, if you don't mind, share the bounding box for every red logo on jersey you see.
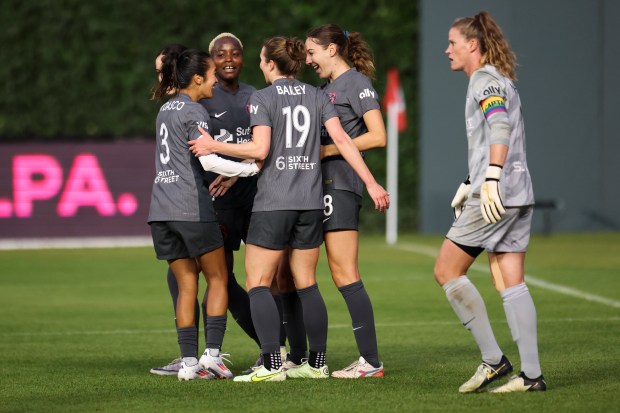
[328,92,337,104]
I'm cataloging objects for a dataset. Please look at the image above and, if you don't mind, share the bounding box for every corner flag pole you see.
[386,104,399,245]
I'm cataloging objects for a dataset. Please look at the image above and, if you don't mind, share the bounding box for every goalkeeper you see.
[434,11,545,394]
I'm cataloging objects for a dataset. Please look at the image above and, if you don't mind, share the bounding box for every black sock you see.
[297,284,328,354]
[262,351,282,371]
[205,315,227,350]
[226,272,260,346]
[248,286,281,355]
[273,293,287,347]
[339,280,380,368]
[281,291,308,364]
[309,351,326,368]
[177,326,198,359]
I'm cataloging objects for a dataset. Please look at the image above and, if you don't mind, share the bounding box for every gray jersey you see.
[321,68,380,196]
[200,82,257,209]
[465,65,534,207]
[148,93,217,222]
[249,78,338,211]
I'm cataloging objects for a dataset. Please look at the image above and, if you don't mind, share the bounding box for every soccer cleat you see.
[177,360,215,381]
[488,372,547,393]
[233,365,286,382]
[459,355,513,393]
[279,346,288,365]
[150,357,183,376]
[281,358,301,372]
[241,353,263,375]
[285,361,329,379]
[331,356,384,379]
[199,349,234,379]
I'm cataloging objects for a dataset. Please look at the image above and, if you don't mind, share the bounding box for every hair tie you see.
[343,30,349,39]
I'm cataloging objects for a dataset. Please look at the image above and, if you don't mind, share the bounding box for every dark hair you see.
[452,11,517,80]
[306,23,376,80]
[262,36,306,76]
[153,49,212,100]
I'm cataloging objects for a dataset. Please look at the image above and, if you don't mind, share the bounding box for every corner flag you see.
[383,68,406,245]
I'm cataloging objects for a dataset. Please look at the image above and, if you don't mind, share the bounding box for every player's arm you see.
[190,125,271,161]
[321,109,386,158]
[479,88,510,223]
[324,117,389,212]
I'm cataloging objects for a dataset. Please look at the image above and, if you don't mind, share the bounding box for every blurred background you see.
[0,0,617,247]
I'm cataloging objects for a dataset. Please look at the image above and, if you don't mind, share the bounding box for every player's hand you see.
[480,165,506,224]
[366,182,390,212]
[209,175,238,198]
[188,127,216,156]
[450,176,470,220]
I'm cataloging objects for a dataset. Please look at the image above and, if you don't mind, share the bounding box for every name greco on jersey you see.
[154,169,180,184]
[276,85,306,95]
[275,155,317,171]
[359,88,375,99]
[160,100,185,111]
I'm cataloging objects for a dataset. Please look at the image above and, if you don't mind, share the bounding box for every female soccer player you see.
[189,36,389,382]
[435,11,545,393]
[149,48,260,381]
[285,24,386,379]
[202,33,289,374]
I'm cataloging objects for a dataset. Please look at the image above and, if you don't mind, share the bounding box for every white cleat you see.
[150,357,182,376]
[488,372,547,393]
[199,349,233,379]
[459,355,513,393]
[177,359,215,381]
[331,356,384,379]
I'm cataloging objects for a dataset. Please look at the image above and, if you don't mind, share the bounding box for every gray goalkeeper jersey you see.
[249,78,338,212]
[321,68,380,196]
[465,65,534,207]
[148,93,217,223]
[200,82,257,210]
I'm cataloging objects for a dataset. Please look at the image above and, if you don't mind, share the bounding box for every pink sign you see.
[0,142,155,239]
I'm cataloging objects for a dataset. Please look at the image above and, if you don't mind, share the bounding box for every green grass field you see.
[1,233,619,412]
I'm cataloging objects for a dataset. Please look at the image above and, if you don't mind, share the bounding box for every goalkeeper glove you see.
[480,164,506,224]
[450,176,471,220]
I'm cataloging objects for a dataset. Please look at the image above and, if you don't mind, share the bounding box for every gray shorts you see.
[246,210,324,250]
[322,188,362,232]
[446,202,533,253]
[149,221,224,260]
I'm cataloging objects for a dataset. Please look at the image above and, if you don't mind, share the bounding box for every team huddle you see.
[147,13,546,393]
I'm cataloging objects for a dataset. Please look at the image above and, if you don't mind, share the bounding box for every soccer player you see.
[189,36,389,382]
[282,24,386,379]
[149,49,260,380]
[435,11,545,393]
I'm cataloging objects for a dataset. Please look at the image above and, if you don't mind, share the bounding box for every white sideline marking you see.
[396,243,620,309]
[0,236,152,250]
[1,317,618,338]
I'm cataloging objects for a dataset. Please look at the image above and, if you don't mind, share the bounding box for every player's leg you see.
[168,257,213,380]
[277,248,308,369]
[284,245,329,379]
[195,245,233,379]
[435,238,511,392]
[488,207,545,392]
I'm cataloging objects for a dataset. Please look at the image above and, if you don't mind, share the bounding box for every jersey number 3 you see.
[159,122,170,164]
